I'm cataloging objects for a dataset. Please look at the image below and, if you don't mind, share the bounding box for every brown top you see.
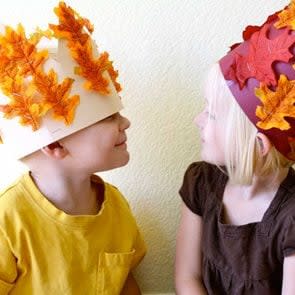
[179,161,295,295]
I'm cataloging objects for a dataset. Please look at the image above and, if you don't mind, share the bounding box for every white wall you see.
[0,0,288,293]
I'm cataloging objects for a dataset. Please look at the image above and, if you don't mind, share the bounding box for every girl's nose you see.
[194,112,203,128]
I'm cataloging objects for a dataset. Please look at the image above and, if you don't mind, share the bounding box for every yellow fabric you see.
[0,173,146,294]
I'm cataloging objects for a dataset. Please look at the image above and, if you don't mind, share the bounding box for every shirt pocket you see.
[96,249,135,295]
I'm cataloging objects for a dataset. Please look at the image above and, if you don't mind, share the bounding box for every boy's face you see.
[60,112,130,173]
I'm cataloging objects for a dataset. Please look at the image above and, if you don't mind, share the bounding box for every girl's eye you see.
[204,111,216,120]
[208,113,216,120]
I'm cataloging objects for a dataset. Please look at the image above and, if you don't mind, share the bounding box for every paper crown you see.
[0,2,123,159]
[219,1,295,161]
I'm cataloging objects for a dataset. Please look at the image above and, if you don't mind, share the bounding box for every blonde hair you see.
[205,64,294,185]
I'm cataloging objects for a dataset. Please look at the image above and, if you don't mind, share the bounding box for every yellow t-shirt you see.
[0,173,146,294]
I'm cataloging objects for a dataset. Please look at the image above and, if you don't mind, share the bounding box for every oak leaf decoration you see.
[0,76,49,130]
[0,23,80,130]
[275,0,295,30]
[255,74,295,130]
[34,69,80,125]
[50,2,122,94]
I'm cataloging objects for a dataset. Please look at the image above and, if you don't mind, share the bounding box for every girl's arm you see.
[174,202,207,295]
[282,254,295,295]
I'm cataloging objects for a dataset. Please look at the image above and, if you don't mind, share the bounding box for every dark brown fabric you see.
[179,161,295,295]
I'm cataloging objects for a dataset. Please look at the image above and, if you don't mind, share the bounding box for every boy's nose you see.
[120,114,131,130]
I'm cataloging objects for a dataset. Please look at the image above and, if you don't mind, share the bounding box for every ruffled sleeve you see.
[282,216,295,257]
[179,161,214,216]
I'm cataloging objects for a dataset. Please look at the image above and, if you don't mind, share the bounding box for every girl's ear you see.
[41,141,69,159]
[256,133,272,157]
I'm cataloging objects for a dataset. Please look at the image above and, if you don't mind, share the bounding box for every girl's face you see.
[194,97,226,166]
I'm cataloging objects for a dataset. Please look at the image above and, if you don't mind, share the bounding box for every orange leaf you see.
[255,74,295,130]
[275,0,295,30]
[0,77,45,130]
[50,2,121,94]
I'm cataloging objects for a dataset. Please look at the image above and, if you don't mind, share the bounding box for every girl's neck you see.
[30,170,100,215]
[230,167,289,200]
[222,167,289,226]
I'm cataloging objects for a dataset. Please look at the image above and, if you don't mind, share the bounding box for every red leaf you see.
[228,24,295,88]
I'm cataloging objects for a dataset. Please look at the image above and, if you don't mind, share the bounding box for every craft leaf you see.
[34,69,80,125]
[255,74,295,130]
[50,2,121,94]
[275,0,295,30]
[0,23,80,130]
[0,76,48,130]
[226,24,295,88]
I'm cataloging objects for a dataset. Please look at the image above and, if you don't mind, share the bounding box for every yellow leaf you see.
[275,0,295,30]
[255,74,295,130]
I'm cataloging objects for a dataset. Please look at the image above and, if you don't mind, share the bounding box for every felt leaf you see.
[50,2,121,94]
[34,69,80,125]
[226,24,295,88]
[255,74,295,130]
[229,10,282,51]
[0,76,46,130]
[275,0,295,30]
[0,23,80,130]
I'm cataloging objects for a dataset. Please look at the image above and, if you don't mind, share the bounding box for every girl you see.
[175,2,295,294]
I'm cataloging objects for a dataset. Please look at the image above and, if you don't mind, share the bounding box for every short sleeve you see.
[0,229,17,293]
[282,216,295,257]
[131,228,147,270]
[179,161,218,216]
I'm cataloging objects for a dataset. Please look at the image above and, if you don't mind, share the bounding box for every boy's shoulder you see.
[91,174,131,211]
[0,174,26,207]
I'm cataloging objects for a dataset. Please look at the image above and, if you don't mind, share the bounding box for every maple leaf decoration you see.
[255,74,295,130]
[230,10,282,51]
[275,0,295,30]
[49,2,121,94]
[0,24,80,131]
[226,24,295,89]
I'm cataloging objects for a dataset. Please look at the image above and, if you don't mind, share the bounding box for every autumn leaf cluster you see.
[0,24,79,131]
[49,2,121,94]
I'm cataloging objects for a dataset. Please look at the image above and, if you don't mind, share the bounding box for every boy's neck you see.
[30,170,102,215]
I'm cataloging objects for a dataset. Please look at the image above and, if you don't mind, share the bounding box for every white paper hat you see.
[0,2,123,159]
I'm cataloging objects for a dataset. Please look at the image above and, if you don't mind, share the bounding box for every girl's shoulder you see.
[179,161,226,216]
[182,161,226,187]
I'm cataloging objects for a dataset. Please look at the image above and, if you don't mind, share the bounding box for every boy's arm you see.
[282,254,295,294]
[174,202,207,295]
[121,273,141,295]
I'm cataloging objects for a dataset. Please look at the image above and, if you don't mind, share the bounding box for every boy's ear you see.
[256,133,272,156]
[41,141,68,159]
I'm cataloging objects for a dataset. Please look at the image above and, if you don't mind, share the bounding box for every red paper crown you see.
[219,1,295,161]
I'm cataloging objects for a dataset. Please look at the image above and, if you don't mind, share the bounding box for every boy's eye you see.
[104,113,117,121]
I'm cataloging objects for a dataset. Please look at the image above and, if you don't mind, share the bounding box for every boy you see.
[0,2,146,294]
